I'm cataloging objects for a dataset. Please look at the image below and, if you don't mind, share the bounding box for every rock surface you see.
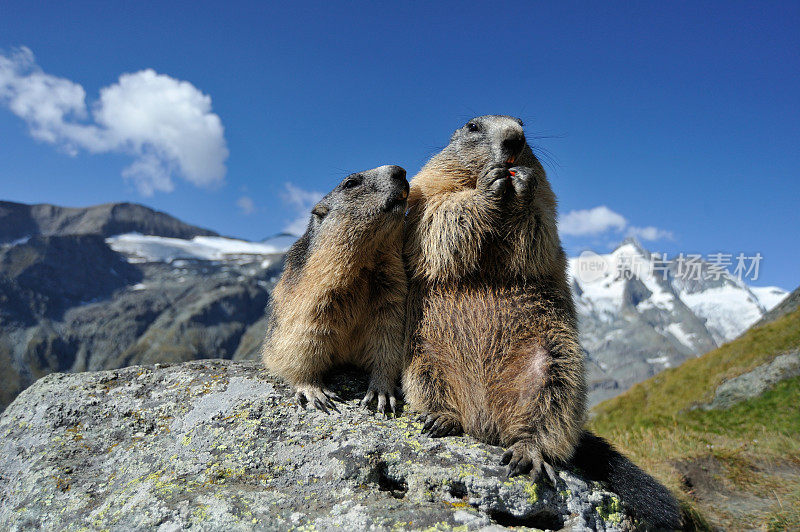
[0,360,637,531]
[704,350,800,410]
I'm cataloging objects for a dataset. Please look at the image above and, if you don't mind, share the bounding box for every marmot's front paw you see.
[508,166,537,200]
[360,386,398,417]
[477,164,512,199]
[421,412,463,437]
[295,384,341,413]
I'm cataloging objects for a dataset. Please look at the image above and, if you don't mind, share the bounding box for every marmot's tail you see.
[569,430,682,530]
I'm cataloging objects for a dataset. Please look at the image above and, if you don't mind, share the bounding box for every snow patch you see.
[106,233,285,264]
[665,323,694,349]
[681,285,765,344]
[750,286,788,311]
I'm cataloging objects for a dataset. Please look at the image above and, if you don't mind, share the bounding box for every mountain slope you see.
[589,305,800,529]
[0,200,217,242]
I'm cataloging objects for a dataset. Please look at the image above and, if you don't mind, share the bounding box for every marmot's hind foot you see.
[501,440,552,480]
[295,385,341,413]
[361,387,398,417]
[421,412,463,438]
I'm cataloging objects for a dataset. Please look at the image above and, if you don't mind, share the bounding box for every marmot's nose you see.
[501,135,525,160]
[383,165,407,182]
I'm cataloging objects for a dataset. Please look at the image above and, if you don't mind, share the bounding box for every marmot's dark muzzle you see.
[382,164,407,183]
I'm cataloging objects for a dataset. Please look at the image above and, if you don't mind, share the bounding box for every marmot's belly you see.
[419,285,551,444]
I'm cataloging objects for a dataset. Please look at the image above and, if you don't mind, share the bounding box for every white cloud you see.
[626,226,674,241]
[281,183,323,236]
[0,46,228,196]
[237,195,255,215]
[559,206,627,236]
[559,205,673,242]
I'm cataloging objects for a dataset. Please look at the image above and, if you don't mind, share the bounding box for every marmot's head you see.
[309,164,408,234]
[440,115,543,181]
[286,165,408,273]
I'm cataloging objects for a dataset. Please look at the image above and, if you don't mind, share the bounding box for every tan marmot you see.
[263,165,409,414]
[402,116,680,529]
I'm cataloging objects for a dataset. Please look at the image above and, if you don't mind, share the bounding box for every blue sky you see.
[0,2,798,289]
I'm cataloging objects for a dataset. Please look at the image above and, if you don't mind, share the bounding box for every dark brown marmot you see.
[403,115,580,470]
[402,116,681,529]
[262,165,408,414]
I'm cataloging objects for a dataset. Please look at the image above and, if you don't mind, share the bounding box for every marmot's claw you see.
[421,413,463,438]
[295,385,338,414]
[361,388,398,417]
[294,390,308,409]
[323,389,344,403]
[360,389,375,407]
[313,398,329,413]
[502,441,542,479]
[376,394,387,415]
[542,461,558,486]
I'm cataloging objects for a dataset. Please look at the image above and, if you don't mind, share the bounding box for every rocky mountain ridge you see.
[0,202,284,410]
[0,200,218,243]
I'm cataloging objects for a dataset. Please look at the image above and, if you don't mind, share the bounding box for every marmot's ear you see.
[312,203,329,219]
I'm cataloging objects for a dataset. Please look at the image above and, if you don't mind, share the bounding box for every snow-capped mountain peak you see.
[569,239,787,404]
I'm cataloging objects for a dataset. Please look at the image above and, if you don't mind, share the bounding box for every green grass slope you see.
[589,308,800,530]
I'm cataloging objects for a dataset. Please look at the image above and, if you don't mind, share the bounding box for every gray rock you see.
[704,350,800,410]
[0,361,636,531]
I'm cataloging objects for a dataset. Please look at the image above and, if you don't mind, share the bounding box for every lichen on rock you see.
[0,360,639,530]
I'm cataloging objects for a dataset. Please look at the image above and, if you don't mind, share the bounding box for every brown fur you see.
[402,116,585,472]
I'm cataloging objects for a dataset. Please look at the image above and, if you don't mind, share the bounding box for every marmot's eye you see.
[343,176,362,189]
[466,122,480,132]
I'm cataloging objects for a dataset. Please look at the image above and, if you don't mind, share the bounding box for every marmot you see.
[402,116,681,529]
[263,165,409,415]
